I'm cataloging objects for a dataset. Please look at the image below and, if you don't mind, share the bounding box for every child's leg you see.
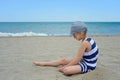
[33,57,73,67]
[61,65,81,75]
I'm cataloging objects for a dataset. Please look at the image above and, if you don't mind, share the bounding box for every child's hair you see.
[83,28,87,35]
[71,21,87,35]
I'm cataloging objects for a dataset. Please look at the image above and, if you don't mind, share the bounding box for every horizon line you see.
[0,21,120,22]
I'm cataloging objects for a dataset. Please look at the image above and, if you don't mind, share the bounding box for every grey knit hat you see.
[70,21,87,35]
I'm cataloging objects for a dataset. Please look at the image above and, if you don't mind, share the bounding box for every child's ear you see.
[80,32,85,36]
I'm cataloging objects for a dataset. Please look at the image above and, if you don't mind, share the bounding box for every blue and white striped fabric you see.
[79,38,99,73]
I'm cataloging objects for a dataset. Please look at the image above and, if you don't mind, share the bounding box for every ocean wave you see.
[0,32,69,37]
[0,32,49,37]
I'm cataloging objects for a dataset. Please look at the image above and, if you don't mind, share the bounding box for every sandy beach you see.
[0,35,120,80]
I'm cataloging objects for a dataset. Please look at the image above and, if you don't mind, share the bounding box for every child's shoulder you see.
[82,37,94,46]
[81,38,91,47]
[83,37,92,43]
[82,38,92,51]
[84,37,95,43]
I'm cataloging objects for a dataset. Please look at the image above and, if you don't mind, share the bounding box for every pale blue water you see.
[0,22,120,36]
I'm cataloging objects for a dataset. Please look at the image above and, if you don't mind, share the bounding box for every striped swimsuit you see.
[79,38,99,73]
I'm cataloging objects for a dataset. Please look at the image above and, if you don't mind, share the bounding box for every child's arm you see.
[65,41,88,66]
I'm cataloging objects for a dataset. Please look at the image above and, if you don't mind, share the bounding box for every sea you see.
[0,22,120,36]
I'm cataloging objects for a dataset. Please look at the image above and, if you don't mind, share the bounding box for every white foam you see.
[0,32,49,37]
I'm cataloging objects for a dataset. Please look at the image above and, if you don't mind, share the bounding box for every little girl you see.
[33,21,99,75]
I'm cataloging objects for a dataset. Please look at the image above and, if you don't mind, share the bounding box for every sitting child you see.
[33,21,99,75]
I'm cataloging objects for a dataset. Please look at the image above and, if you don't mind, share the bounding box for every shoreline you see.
[0,34,120,38]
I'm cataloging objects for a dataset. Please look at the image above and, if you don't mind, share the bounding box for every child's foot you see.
[33,62,46,66]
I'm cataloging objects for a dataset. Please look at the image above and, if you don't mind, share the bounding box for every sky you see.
[0,0,120,22]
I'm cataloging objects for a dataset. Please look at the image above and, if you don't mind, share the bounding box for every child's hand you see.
[59,65,68,72]
[59,66,65,72]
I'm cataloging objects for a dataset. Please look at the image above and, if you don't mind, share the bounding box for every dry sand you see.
[0,35,120,80]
